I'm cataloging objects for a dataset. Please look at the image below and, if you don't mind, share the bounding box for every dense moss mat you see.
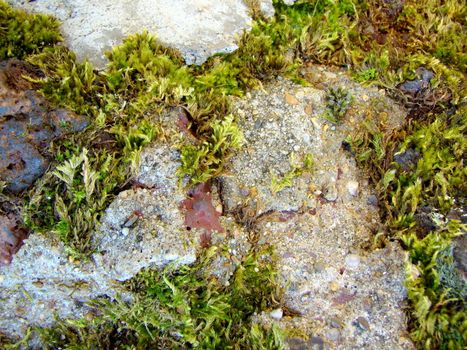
[0,1,61,59]
[0,0,466,349]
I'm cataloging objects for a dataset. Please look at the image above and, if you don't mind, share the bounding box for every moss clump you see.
[270,153,313,194]
[323,87,353,123]
[403,221,466,350]
[178,115,244,185]
[0,1,62,60]
[35,247,285,349]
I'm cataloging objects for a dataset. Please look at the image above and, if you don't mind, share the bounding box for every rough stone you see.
[8,0,253,68]
[222,70,413,349]
[270,308,283,320]
[0,234,119,341]
[93,143,198,281]
[0,59,89,193]
[0,65,415,350]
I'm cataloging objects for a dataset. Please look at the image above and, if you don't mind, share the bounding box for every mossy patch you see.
[23,247,285,349]
[0,0,62,60]
[1,1,466,349]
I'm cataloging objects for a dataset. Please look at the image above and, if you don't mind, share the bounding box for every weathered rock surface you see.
[0,233,118,341]
[93,144,198,281]
[8,0,254,68]
[0,66,414,349]
[222,69,413,348]
[0,59,89,193]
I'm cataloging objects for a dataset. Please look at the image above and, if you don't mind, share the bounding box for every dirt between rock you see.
[0,66,413,349]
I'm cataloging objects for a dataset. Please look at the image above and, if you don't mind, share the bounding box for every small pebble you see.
[330,317,341,328]
[355,316,370,331]
[346,180,359,196]
[309,336,324,350]
[324,184,338,202]
[270,308,283,320]
[121,227,130,236]
[329,281,339,292]
[345,254,360,269]
[367,194,378,206]
[287,337,308,350]
[326,328,340,342]
[313,261,326,273]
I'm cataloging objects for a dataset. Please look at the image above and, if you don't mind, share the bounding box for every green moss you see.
[2,0,466,347]
[35,247,285,349]
[323,87,353,124]
[403,221,466,350]
[178,115,244,185]
[270,153,313,194]
[0,1,62,60]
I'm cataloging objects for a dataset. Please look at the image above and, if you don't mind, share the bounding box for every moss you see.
[0,1,62,60]
[403,221,466,350]
[35,247,285,349]
[323,87,353,123]
[178,115,244,185]
[270,153,313,194]
[2,0,466,348]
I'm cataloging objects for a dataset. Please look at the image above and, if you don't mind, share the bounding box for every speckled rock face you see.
[221,68,413,349]
[93,144,197,281]
[8,0,253,68]
[0,66,414,349]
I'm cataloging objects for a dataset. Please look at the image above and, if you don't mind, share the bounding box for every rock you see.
[0,59,89,193]
[286,337,308,350]
[94,143,198,281]
[324,181,338,202]
[346,180,359,196]
[0,233,118,341]
[270,308,283,320]
[309,336,324,350]
[345,254,360,270]
[285,91,299,105]
[394,148,420,172]
[367,194,378,207]
[355,316,370,331]
[8,0,250,68]
[221,72,412,349]
[257,0,275,18]
[398,67,434,96]
[326,328,340,342]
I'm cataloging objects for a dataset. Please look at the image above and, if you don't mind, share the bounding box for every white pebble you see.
[346,180,359,196]
[270,308,283,320]
[345,254,360,269]
[121,228,130,236]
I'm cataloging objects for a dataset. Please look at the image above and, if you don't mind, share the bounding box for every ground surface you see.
[0,68,413,349]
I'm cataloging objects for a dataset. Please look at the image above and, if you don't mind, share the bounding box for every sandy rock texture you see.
[0,66,414,349]
[221,68,413,349]
[8,0,254,68]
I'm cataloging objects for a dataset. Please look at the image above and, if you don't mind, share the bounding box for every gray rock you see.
[0,234,118,341]
[222,72,413,349]
[345,254,361,270]
[8,0,252,68]
[347,180,359,196]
